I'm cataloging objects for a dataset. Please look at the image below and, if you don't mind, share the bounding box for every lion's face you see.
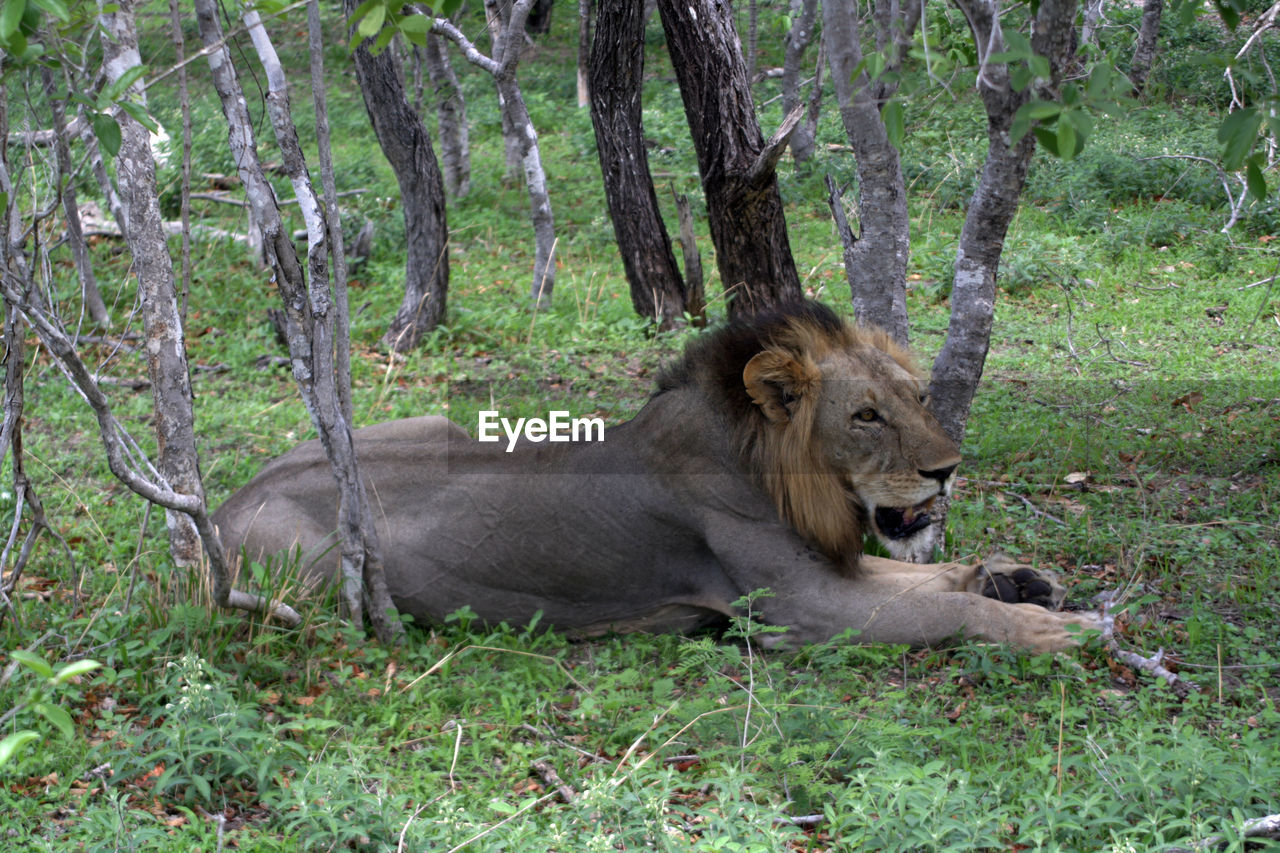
[742,325,961,560]
[809,348,960,546]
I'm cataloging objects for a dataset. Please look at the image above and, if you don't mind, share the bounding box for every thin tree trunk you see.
[1129,0,1163,95]
[100,0,203,566]
[1079,0,1105,49]
[745,0,759,84]
[782,0,819,164]
[423,32,471,198]
[590,0,687,328]
[577,0,593,108]
[931,0,1079,446]
[823,0,919,344]
[196,0,401,640]
[345,0,450,351]
[656,0,802,317]
[167,0,194,321]
[39,69,111,327]
[435,0,556,305]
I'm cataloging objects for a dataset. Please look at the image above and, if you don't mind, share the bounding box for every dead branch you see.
[1164,812,1280,852]
[531,759,576,804]
[1096,591,1199,698]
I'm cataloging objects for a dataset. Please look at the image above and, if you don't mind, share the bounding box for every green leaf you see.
[397,13,429,35]
[0,0,26,39]
[33,701,74,739]
[357,1,385,38]
[372,20,395,53]
[1056,117,1078,161]
[99,64,147,107]
[1032,125,1059,157]
[118,100,159,134]
[1219,108,1262,171]
[881,99,904,149]
[1245,156,1267,202]
[9,649,54,679]
[53,659,101,685]
[0,731,39,767]
[29,0,68,22]
[92,113,122,158]
[438,0,463,16]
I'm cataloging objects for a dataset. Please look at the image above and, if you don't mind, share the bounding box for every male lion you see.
[214,302,1099,651]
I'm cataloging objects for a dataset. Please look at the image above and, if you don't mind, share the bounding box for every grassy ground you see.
[2,3,1279,851]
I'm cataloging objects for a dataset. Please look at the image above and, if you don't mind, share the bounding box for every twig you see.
[773,813,825,827]
[1001,490,1067,527]
[1095,591,1199,698]
[531,759,576,804]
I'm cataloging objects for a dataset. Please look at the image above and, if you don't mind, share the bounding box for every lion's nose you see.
[919,464,957,486]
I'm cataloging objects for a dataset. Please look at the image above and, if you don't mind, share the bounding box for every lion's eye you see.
[854,408,879,423]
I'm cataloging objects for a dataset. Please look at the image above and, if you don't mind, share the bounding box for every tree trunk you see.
[656,0,802,317]
[1079,0,1105,49]
[346,0,450,351]
[436,0,556,305]
[931,0,1079,446]
[100,0,204,566]
[423,32,471,198]
[782,0,819,164]
[577,0,592,108]
[1129,0,1163,95]
[590,0,687,328]
[823,0,918,344]
[196,0,401,640]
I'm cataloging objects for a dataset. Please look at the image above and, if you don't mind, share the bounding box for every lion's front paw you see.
[976,555,1067,610]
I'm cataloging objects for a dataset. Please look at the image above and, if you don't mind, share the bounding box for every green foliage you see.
[0,652,100,769]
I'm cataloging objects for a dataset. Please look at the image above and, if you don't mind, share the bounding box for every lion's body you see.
[214,303,1098,651]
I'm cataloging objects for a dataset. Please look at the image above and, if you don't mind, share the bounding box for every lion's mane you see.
[657,303,923,569]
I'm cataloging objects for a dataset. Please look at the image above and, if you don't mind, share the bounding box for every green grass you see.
[2,3,1279,851]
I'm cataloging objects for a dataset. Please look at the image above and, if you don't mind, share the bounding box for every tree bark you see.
[100,0,204,566]
[345,0,450,351]
[423,32,471,198]
[782,0,820,164]
[930,0,1079,445]
[656,0,802,317]
[1079,0,1105,49]
[196,0,401,640]
[1129,0,1163,95]
[590,0,687,328]
[823,0,919,344]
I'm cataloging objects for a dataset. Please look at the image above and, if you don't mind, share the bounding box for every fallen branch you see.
[531,759,576,804]
[1001,489,1067,527]
[1095,591,1199,698]
[1164,812,1280,852]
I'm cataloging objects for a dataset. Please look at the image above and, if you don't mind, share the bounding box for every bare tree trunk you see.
[435,0,557,305]
[823,0,919,344]
[0,93,295,626]
[590,0,687,328]
[931,0,1079,445]
[577,0,593,108]
[656,0,803,317]
[782,0,820,164]
[167,0,194,321]
[745,0,759,84]
[1129,0,1163,95]
[1079,0,1105,49]
[39,69,111,327]
[195,0,402,640]
[423,32,471,198]
[100,0,203,566]
[345,0,450,351]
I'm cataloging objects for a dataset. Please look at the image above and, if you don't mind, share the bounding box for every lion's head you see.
[659,302,961,568]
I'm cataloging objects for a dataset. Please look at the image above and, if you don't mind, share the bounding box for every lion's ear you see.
[743,350,817,424]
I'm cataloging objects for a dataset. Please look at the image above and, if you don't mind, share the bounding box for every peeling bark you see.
[782,0,820,164]
[590,0,687,328]
[423,32,471,198]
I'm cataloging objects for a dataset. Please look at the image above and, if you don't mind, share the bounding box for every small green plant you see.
[0,651,100,769]
[101,654,307,804]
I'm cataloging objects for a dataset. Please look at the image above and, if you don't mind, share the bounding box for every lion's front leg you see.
[858,554,1067,610]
